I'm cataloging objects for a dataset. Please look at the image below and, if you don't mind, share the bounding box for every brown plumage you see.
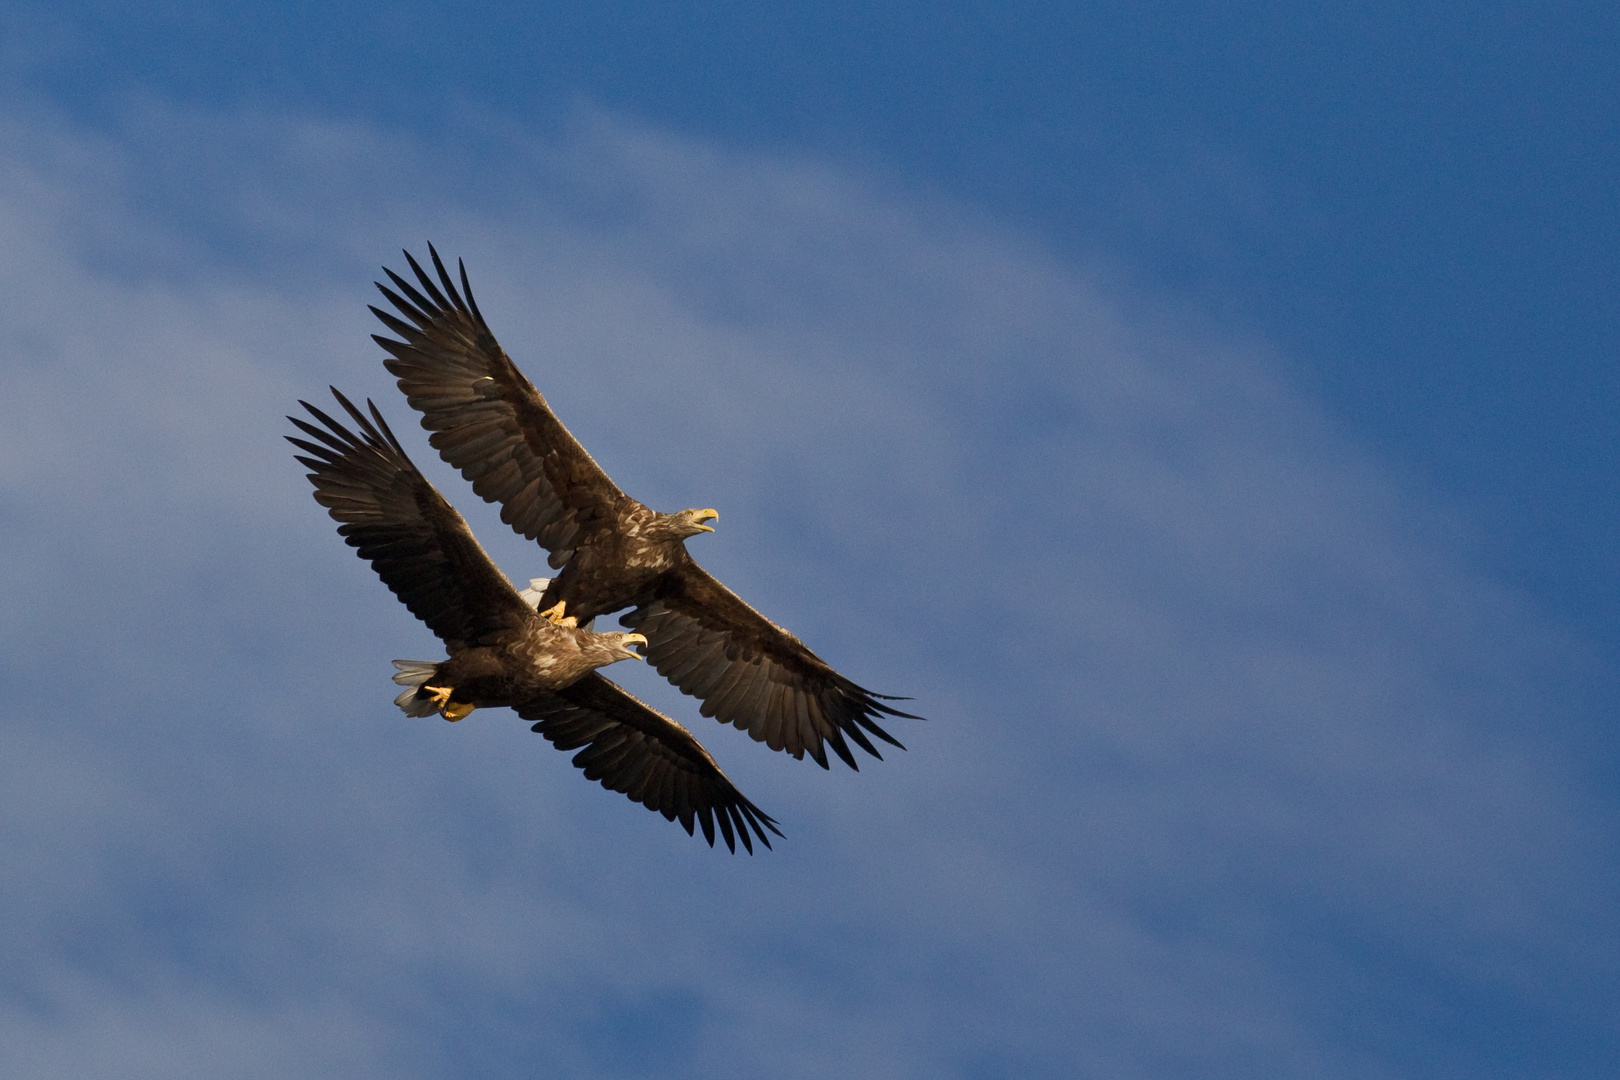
[288,388,780,853]
[369,246,921,771]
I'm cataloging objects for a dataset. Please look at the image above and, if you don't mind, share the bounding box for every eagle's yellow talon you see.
[424,684,475,721]
[539,600,578,628]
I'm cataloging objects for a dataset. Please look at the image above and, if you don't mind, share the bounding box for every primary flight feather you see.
[369,246,920,771]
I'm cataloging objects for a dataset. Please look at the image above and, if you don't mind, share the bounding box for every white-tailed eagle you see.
[289,389,780,853]
[369,247,920,771]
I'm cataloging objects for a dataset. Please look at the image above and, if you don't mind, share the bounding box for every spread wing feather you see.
[287,389,534,651]
[520,675,782,853]
[622,558,920,770]
[369,246,624,569]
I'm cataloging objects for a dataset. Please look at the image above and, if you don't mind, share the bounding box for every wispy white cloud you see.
[0,100,1614,1078]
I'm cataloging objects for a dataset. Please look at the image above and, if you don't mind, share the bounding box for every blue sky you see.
[1,3,1616,1077]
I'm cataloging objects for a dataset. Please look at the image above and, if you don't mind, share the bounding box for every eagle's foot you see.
[539,600,578,628]
[424,684,475,722]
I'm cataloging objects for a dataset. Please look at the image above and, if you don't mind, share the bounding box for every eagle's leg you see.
[539,601,578,628]
[424,684,476,722]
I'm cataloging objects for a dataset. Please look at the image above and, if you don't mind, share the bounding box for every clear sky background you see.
[1,3,1615,1077]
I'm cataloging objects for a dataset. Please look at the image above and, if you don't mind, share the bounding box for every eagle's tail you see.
[516,577,552,608]
[391,659,441,717]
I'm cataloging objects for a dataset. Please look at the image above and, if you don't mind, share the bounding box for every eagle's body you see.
[532,502,717,624]
[413,620,645,708]
[370,247,921,770]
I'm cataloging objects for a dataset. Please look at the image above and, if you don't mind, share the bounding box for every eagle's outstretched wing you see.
[522,675,782,853]
[287,388,534,651]
[369,247,625,569]
[623,558,917,770]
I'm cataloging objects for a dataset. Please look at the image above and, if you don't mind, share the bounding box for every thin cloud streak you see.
[0,102,1614,1078]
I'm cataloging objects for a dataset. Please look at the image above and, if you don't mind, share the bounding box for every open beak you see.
[624,633,649,658]
[693,508,719,533]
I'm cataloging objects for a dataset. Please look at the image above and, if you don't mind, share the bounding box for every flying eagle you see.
[288,389,780,853]
[368,246,920,771]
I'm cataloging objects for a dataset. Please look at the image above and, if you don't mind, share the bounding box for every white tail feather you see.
[517,577,552,609]
[391,659,440,717]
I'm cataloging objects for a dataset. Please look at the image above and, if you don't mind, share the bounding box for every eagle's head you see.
[591,631,649,664]
[667,507,719,539]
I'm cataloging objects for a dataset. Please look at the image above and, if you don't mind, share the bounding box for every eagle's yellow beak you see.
[624,633,649,657]
[693,508,719,533]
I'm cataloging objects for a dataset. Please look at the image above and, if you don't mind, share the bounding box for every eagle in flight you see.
[289,390,780,853]
[369,246,919,771]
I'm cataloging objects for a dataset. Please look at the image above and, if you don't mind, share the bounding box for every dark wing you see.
[370,245,625,569]
[622,558,921,771]
[288,388,536,650]
[519,674,782,853]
